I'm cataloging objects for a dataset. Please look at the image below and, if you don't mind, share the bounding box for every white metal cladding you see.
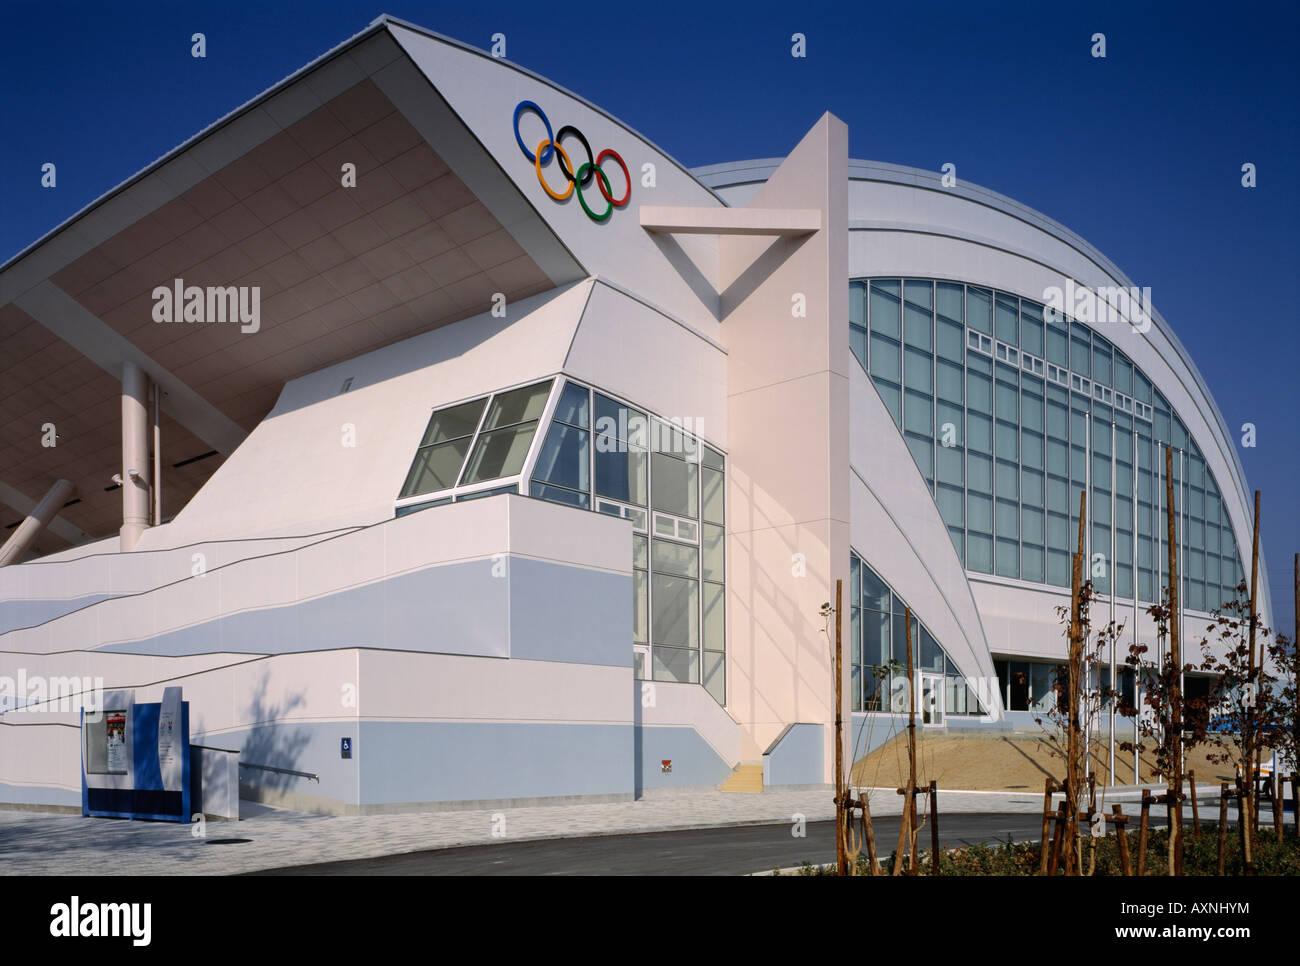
[700,159,1271,630]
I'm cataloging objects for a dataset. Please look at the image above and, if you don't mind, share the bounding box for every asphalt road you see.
[250,812,1058,876]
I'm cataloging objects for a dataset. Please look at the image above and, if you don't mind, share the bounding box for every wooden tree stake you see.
[929,780,940,875]
[1048,802,1066,876]
[863,793,880,875]
[1137,791,1151,876]
[1039,777,1054,875]
[1217,782,1229,875]
[1111,804,1131,876]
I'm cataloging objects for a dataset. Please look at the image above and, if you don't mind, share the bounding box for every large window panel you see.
[937,401,963,447]
[400,397,487,498]
[968,532,993,573]
[1046,322,1068,367]
[402,437,474,497]
[968,451,993,494]
[702,581,725,651]
[653,539,698,578]
[904,347,933,391]
[480,380,551,431]
[850,277,1239,609]
[633,569,648,643]
[937,317,965,362]
[995,295,1019,345]
[904,390,933,435]
[937,482,965,527]
[595,394,648,448]
[904,302,933,350]
[701,464,724,525]
[702,524,724,582]
[906,434,934,482]
[553,381,590,428]
[937,282,964,322]
[966,287,992,334]
[653,645,698,684]
[968,411,992,454]
[850,280,867,328]
[702,649,725,704]
[651,451,699,518]
[937,442,964,486]
[937,358,964,402]
[862,566,890,611]
[870,333,901,382]
[869,280,902,339]
[652,574,698,647]
[532,422,589,493]
[863,610,890,667]
[462,421,540,484]
[595,441,647,506]
[1022,544,1046,583]
[967,368,993,414]
[1021,302,1045,356]
[461,380,552,485]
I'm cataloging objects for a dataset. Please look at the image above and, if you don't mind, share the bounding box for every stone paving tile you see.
[0,788,1059,876]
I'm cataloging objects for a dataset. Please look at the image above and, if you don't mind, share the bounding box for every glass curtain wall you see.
[530,380,727,705]
[850,279,1245,614]
[850,551,986,716]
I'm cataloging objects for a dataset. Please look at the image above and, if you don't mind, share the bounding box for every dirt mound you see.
[850,730,1238,792]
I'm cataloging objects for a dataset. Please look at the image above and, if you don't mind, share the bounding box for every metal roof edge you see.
[696,156,1256,554]
[0,18,396,275]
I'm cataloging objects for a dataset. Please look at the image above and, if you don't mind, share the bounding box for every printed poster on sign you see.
[158,709,175,764]
[106,712,126,772]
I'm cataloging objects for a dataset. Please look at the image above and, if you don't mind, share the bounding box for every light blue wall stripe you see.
[763,723,824,786]
[0,780,80,808]
[508,556,630,667]
[0,594,120,634]
[95,557,626,663]
[634,724,730,792]
[358,721,633,804]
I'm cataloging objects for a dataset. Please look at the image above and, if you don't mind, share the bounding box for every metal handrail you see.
[238,761,319,782]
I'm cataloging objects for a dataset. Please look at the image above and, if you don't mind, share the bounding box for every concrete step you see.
[720,763,764,794]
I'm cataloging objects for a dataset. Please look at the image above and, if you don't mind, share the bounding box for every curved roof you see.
[696,156,1253,499]
[695,156,1257,543]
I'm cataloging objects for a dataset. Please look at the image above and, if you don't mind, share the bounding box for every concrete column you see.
[0,478,75,566]
[120,361,151,551]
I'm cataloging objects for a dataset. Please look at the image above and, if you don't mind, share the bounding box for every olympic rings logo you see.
[513,101,631,223]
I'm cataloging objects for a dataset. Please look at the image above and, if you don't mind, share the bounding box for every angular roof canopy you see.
[0,17,590,554]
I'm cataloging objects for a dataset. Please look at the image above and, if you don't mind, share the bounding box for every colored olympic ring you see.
[575,162,613,222]
[513,101,631,221]
[556,126,593,187]
[535,139,574,201]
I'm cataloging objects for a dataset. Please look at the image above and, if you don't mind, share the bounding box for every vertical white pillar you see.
[152,384,162,526]
[120,361,150,551]
[0,478,75,566]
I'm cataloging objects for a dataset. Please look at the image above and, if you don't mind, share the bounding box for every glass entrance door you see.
[921,673,944,726]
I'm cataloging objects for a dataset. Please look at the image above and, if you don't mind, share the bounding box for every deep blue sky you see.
[1,0,1297,625]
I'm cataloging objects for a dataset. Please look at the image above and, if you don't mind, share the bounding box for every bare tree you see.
[1036,576,1125,874]
[1117,589,1208,874]
[1194,582,1290,873]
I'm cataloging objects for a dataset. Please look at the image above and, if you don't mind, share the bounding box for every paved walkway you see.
[0,786,1069,876]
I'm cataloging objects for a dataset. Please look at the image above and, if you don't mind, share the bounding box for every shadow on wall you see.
[236,670,311,796]
[732,468,831,750]
[633,675,644,797]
